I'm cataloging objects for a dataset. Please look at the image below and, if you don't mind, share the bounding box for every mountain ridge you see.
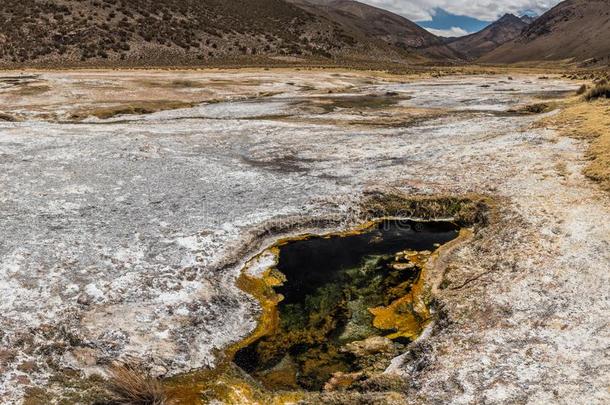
[444,13,528,60]
[286,0,463,60]
[0,0,606,68]
[479,0,610,66]
[0,0,431,67]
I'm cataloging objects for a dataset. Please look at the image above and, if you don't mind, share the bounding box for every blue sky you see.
[357,0,562,37]
[417,8,488,37]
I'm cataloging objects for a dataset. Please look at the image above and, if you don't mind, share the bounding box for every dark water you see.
[234,220,459,391]
[276,220,459,306]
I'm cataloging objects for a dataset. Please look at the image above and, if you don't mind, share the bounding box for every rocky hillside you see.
[288,0,462,60]
[480,0,610,66]
[0,0,421,67]
[445,14,528,60]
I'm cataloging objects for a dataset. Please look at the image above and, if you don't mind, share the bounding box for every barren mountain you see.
[0,0,421,67]
[480,0,610,66]
[288,0,462,60]
[520,14,537,24]
[445,14,528,60]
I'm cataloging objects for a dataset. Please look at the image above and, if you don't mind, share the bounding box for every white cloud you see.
[358,0,563,22]
[424,26,470,37]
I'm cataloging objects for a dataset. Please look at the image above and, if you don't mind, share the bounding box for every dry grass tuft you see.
[363,191,492,227]
[545,98,610,191]
[521,103,551,114]
[12,84,51,96]
[167,80,208,89]
[584,84,610,101]
[70,101,196,120]
[509,102,556,115]
[0,112,18,122]
[105,364,170,405]
[595,78,608,86]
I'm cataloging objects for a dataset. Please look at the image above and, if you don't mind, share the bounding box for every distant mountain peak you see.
[480,0,610,67]
[499,13,520,21]
[442,12,528,60]
[520,14,537,24]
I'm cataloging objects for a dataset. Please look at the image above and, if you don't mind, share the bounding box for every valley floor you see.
[0,69,607,404]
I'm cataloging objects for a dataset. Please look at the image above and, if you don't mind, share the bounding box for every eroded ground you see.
[0,70,608,404]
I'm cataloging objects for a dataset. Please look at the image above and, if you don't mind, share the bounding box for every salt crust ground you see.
[0,70,607,404]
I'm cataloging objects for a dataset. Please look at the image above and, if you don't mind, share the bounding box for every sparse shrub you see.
[104,364,169,405]
[0,0,357,65]
[0,112,18,122]
[584,84,610,101]
[523,103,550,114]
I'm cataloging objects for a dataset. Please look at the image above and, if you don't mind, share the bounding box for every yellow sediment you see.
[369,228,475,339]
[165,222,387,403]
[165,247,292,404]
[369,251,431,340]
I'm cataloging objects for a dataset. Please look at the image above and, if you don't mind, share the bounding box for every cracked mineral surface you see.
[0,70,608,404]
